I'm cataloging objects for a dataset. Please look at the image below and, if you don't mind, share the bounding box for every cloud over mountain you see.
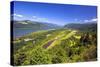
[13,13,23,18]
[84,18,97,22]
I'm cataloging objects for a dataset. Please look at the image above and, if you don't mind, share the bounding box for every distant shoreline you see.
[13,28,57,39]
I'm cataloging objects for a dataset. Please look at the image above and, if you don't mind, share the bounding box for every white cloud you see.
[13,13,23,18]
[74,18,82,23]
[84,20,89,22]
[32,16,48,22]
[39,18,47,21]
[39,18,49,22]
[84,18,97,22]
[91,18,97,22]
[32,16,37,18]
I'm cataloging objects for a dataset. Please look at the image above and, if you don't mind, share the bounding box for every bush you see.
[81,45,97,61]
[49,45,67,63]
[14,53,26,65]
[23,47,52,65]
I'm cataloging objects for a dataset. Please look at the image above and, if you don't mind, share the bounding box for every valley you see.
[11,1,97,66]
[12,27,97,65]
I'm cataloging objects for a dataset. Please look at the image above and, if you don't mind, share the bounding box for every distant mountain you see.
[64,22,97,32]
[12,20,61,30]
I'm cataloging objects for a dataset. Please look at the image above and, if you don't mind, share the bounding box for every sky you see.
[11,1,97,25]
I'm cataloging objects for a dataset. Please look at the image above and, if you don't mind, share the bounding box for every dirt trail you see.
[43,30,77,49]
[43,40,55,49]
[61,30,77,40]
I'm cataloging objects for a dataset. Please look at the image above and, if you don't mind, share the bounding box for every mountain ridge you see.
[12,20,61,30]
[64,22,97,32]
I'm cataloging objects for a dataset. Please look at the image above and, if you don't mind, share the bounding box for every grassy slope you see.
[13,28,97,65]
[46,30,77,49]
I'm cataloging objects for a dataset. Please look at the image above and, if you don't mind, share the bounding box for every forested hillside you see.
[12,28,97,66]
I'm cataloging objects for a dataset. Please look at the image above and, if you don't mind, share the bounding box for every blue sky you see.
[11,1,97,25]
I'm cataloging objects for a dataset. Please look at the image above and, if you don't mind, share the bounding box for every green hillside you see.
[12,28,97,66]
[12,20,61,30]
[64,23,97,32]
